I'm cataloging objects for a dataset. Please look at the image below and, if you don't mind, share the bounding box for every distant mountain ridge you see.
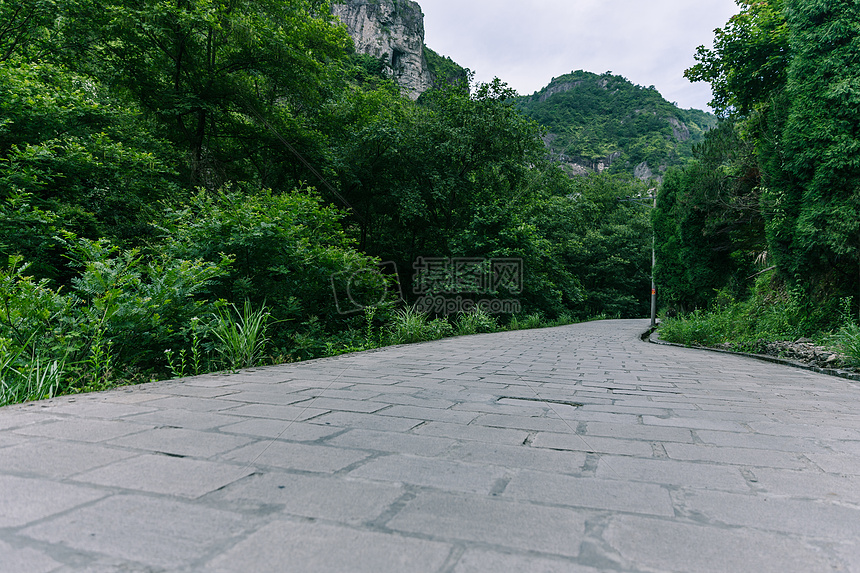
[517,71,717,181]
[333,3,715,180]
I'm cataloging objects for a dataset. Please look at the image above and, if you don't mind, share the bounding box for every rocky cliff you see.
[333,0,434,99]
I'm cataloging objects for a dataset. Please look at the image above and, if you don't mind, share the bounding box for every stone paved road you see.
[1,319,859,572]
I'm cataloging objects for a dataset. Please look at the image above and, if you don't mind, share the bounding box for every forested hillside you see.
[655,0,860,355]
[0,0,655,402]
[517,71,717,180]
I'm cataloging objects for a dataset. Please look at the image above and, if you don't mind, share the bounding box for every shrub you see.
[830,323,860,367]
[387,306,453,344]
[0,235,229,400]
[158,187,390,351]
[211,301,271,371]
[455,307,499,336]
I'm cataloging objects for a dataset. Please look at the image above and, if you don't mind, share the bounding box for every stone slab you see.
[583,421,695,443]
[107,427,254,458]
[595,456,750,491]
[0,441,138,478]
[531,432,655,457]
[451,549,602,573]
[308,411,423,432]
[217,418,342,441]
[12,418,152,442]
[0,474,105,527]
[681,489,860,540]
[442,442,587,474]
[121,409,243,431]
[412,421,530,445]
[222,441,371,473]
[72,453,254,498]
[205,519,453,573]
[504,471,674,516]
[20,495,247,569]
[220,472,405,523]
[326,428,456,456]
[0,539,62,573]
[220,403,331,421]
[663,442,808,469]
[388,491,587,557]
[604,515,834,573]
[348,455,508,494]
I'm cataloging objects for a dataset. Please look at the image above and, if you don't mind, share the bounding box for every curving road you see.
[1,319,859,572]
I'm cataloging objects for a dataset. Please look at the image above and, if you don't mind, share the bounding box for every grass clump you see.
[658,273,856,353]
[830,323,860,367]
[455,307,498,336]
[387,306,453,344]
[211,300,271,371]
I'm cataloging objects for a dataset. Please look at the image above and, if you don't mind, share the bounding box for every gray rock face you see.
[538,81,584,103]
[634,161,654,181]
[333,0,434,99]
[667,117,690,141]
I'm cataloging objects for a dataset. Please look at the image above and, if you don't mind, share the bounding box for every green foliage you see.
[680,0,860,322]
[653,122,764,312]
[0,236,228,397]
[558,173,652,318]
[0,340,67,407]
[830,323,860,367]
[686,0,789,115]
[54,0,352,188]
[423,47,468,86]
[659,273,847,349]
[519,312,544,330]
[0,62,182,265]
[454,307,498,336]
[516,70,717,179]
[0,0,60,62]
[387,306,452,344]
[159,187,388,350]
[764,0,860,298]
[212,301,271,371]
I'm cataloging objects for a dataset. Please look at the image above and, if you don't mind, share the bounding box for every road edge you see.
[644,327,860,383]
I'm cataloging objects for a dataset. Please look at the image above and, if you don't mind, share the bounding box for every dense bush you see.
[157,187,394,353]
[0,239,227,405]
[658,273,854,351]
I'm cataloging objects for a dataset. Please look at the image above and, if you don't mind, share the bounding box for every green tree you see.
[0,62,182,278]
[57,0,352,187]
[564,173,652,317]
[764,0,860,298]
[0,0,59,62]
[686,0,790,116]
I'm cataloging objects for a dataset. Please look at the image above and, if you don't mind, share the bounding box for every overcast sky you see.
[418,0,740,112]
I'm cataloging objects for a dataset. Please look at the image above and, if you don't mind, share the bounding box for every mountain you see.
[516,70,718,181]
[332,3,714,180]
[332,0,466,99]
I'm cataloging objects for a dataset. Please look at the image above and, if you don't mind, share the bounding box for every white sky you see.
[418,0,741,111]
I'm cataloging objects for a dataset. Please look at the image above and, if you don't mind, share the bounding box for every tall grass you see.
[387,306,453,344]
[830,323,860,366]
[0,340,66,407]
[658,275,855,352]
[454,307,498,336]
[212,301,271,370]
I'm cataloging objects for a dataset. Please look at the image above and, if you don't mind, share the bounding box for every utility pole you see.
[650,192,657,329]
